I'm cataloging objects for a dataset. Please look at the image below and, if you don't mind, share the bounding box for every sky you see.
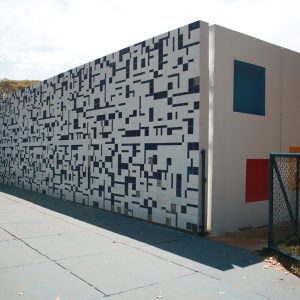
[1,0,299,80]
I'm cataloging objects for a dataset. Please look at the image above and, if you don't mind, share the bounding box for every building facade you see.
[0,21,209,233]
[0,20,299,234]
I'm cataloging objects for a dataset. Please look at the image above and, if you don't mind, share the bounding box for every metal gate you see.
[269,153,300,260]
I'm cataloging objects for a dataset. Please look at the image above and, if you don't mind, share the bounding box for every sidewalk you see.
[0,184,299,300]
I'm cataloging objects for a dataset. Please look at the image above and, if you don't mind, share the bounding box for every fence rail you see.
[269,153,300,261]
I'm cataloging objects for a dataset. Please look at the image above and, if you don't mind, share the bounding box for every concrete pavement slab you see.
[0,239,48,269]
[0,185,299,300]
[58,247,195,295]
[25,231,131,260]
[0,261,104,300]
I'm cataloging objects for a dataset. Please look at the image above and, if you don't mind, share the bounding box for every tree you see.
[0,78,39,99]
[0,78,39,118]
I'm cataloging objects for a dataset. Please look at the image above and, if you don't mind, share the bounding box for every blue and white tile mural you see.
[0,21,205,232]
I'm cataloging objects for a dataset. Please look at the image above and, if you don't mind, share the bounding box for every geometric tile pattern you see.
[0,21,203,231]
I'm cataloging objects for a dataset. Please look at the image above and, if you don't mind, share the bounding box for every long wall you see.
[208,25,300,234]
[0,21,209,232]
[1,21,299,235]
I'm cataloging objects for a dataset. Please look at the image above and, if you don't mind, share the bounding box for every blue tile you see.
[233,60,265,116]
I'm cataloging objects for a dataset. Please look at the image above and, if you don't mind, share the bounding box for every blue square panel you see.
[233,60,265,116]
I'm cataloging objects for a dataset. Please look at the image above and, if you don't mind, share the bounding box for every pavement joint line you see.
[94,230,185,248]
[103,271,197,298]
[107,271,269,300]
[55,261,108,297]
[81,222,193,250]
[0,238,16,243]
[0,223,89,239]
[22,231,90,240]
[0,224,107,297]
[53,241,188,264]
[254,291,273,299]
[0,220,48,225]
[0,260,50,270]
[54,247,132,262]
[106,271,270,300]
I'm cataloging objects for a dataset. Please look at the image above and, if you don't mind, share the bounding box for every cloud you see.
[0,0,299,80]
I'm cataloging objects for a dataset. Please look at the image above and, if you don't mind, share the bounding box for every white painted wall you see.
[281,48,300,151]
[208,25,283,234]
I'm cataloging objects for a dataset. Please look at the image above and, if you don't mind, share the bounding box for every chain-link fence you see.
[269,153,300,260]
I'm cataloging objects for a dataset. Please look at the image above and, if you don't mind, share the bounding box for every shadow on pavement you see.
[0,184,262,271]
